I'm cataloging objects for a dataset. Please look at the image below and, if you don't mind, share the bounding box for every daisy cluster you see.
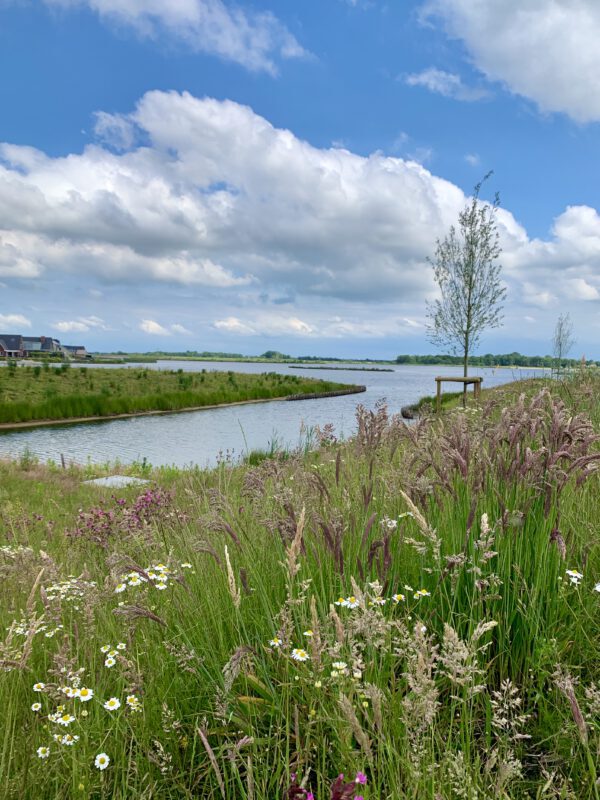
[32,675,142,766]
[114,561,193,595]
[100,641,127,668]
[0,544,34,558]
[45,577,97,605]
[268,637,364,682]
[334,585,430,609]
[10,618,63,639]
[564,569,600,592]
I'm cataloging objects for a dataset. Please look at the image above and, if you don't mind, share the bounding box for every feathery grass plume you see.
[329,604,346,645]
[443,750,480,800]
[246,755,255,800]
[401,623,440,776]
[193,540,223,566]
[286,505,306,582]
[25,567,45,614]
[553,666,588,746]
[113,604,167,627]
[440,621,496,697]
[363,683,384,732]
[584,683,600,720]
[224,544,241,609]
[150,739,173,774]
[487,678,531,792]
[338,693,373,763]
[196,726,226,799]
[399,488,442,565]
[223,645,254,694]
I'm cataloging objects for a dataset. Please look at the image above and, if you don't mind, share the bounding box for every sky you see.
[1,0,600,359]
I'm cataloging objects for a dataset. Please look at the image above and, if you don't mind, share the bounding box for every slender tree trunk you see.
[463,332,469,408]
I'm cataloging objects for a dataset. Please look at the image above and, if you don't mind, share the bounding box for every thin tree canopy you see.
[426,173,507,378]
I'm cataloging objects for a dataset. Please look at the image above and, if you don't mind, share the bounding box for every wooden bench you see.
[435,376,482,412]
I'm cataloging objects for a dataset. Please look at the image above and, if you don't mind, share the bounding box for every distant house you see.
[63,345,89,358]
[0,335,24,358]
[1,333,89,359]
[22,336,62,356]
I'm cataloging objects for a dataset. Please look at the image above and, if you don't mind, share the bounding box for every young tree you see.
[426,173,506,402]
[552,312,575,377]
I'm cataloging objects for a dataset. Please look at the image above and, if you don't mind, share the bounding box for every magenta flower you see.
[355,772,367,785]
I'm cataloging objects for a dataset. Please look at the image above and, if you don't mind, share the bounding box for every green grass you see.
[0,374,598,798]
[0,365,359,424]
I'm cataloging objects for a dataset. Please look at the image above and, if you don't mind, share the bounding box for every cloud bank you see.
[0,90,599,344]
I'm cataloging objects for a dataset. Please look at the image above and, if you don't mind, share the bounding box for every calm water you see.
[0,362,544,468]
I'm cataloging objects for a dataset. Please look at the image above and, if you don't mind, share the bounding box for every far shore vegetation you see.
[0,364,361,425]
[49,349,599,369]
[0,373,599,798]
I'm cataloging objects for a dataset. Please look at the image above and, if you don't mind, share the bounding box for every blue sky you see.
[1,0,599,358]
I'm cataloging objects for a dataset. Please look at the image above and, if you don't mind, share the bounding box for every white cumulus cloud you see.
[139,319,171,336]
[171,323,193,335]
[53,316,108,333]
[422,0,600,122]
[42,0,307,74]
[405,68,488,101]
[214,314,314,337]
[0,313,32,329]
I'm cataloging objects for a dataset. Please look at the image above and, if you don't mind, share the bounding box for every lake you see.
[0,361,544,468]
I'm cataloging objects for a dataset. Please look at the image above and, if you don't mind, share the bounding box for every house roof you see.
[0,335,23,351]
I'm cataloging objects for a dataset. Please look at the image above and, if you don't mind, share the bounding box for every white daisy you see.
[566,569,583,586]
[36,746,50,759]
[103,697,121,711]
[291,648,309,662]
[94,753,110,771]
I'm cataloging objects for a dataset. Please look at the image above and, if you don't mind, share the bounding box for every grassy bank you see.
[0,375,599,798]
[0,365,359,424]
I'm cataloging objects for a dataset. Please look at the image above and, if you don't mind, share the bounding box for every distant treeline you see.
[395,352,598,368]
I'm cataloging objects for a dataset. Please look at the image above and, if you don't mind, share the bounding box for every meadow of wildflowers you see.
[0,374,599,798]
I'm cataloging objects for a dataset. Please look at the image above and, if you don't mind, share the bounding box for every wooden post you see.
[436,378,441,413]
[474,379,481,402]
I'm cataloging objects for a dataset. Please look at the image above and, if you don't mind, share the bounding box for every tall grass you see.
[0,375,598,798]
[0,367,359,423]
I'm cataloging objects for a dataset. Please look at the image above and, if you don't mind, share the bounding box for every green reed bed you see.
[0,365,356,424]
[0,376,599,798]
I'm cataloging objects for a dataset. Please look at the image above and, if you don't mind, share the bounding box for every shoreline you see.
[0,386,366,432]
